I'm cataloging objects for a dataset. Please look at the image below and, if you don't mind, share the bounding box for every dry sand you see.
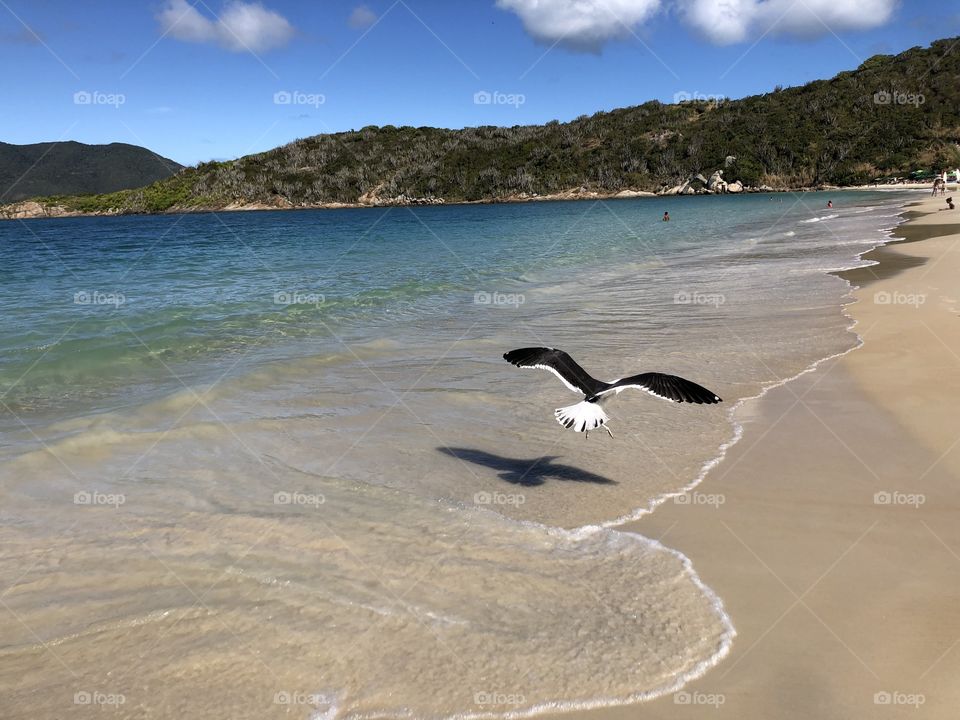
[558,193,960,719]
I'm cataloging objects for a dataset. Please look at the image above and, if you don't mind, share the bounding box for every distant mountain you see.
[0,141,182,202]
[4,37,960,218]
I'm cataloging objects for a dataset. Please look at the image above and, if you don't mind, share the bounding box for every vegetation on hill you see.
[11,37,960,215]
[0,141,182,203]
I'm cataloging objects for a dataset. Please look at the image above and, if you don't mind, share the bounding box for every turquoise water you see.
[0,194,904,422]
[0,191,914,719]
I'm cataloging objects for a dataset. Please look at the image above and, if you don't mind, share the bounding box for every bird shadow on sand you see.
[438,447,617,487]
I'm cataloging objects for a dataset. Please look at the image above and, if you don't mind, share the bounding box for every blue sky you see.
[0,0,954,166]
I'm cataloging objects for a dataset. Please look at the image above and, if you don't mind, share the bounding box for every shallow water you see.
[0,190,915,718]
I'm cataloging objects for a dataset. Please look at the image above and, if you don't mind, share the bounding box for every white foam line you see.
[331,522,736,720]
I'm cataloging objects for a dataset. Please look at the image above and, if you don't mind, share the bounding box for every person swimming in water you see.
[827,200,833,208]
[662,211,670,222]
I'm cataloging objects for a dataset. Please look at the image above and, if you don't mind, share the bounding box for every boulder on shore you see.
[707,170,728,193]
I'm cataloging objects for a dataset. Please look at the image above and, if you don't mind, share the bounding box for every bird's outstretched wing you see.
[503,347,605,396]
[600,373,722,404]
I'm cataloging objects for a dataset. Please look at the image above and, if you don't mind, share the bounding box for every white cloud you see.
[158,0,295,53]
[679,0,899,45]
[498,0,898,51]
[496,0,662,52]
[348,5,378,29]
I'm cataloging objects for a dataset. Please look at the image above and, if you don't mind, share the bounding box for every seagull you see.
[503,347,722,438]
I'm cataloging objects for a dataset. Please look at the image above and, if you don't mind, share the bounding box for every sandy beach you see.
[556,192,960,719]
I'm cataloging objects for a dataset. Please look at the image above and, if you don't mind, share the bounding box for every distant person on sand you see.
[662,211,670,222]
[932,178,942,197]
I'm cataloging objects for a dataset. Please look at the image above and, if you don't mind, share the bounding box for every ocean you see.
[0,190,914,719]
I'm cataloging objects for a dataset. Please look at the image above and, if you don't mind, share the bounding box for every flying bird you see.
[503,347,722,437]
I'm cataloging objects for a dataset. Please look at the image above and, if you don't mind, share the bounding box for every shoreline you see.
[556,193,960,719]
[0,182,949,222]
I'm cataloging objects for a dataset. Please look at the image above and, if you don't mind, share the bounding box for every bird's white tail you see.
[555,401,609,433]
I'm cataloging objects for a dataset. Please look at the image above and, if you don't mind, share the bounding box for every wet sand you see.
[559,194,960,719]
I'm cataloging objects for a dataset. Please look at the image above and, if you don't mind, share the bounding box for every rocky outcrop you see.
[0,200,93,219]
[663,173,710,196]
[707,170,728,193]
[357,186,445,206]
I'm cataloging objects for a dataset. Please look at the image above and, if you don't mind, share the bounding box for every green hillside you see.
[12,37,960,215]
[0,141,182,203]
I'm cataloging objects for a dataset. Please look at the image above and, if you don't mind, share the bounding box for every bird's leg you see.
[584,430,589,439]
[603,425,614,439]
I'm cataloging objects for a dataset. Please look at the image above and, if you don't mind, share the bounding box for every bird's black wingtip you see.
[503,347,543,366]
